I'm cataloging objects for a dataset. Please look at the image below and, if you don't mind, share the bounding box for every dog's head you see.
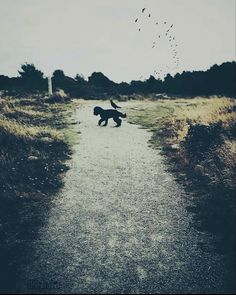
[93,106,103,116]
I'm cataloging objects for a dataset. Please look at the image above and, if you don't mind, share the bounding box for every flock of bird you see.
[134,7,180,79]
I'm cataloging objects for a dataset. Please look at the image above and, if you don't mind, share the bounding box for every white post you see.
[48,75,53,96]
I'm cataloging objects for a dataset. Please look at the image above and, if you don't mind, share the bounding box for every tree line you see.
[0,61,235,98]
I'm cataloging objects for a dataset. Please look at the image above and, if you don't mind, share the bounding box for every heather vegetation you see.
[126,97,236,263]
[0,95,79,290]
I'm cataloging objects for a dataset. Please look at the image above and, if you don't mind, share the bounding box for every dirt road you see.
[19,101,225,293]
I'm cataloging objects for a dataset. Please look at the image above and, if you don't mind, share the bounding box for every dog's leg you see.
[113,117,121,127]
[98,118,104,126]
[102,119,108,126]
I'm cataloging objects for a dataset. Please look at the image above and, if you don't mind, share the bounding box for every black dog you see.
[93,106,126,127]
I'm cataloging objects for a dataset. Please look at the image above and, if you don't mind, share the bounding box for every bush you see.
[45,89,70,104]
[182,122,224,158]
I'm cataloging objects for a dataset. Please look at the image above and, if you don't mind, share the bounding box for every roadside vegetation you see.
[125,97,236,262]
[0,94,79,291]
[0,93,235,290]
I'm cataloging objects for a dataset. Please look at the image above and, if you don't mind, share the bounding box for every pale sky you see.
[0,0,235,82]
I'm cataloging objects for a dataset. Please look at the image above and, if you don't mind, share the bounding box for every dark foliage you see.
[0,99,72,292]
[0,63,47,93]
[183,122,224,158]
[0,61,235,97]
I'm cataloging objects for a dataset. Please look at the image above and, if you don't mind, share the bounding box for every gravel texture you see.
[18,101,226,294]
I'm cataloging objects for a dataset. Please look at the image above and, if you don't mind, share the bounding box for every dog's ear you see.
[93,107,98,116]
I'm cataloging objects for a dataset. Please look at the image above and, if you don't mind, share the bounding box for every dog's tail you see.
[119,112,127,118]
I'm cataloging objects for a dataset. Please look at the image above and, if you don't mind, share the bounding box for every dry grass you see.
[126,97,236,146]
[2,104,50,118]
[163,97,236,144]
[0,115,62,141]
[0,96,80,142]
[0,95,80,200]
[0,95,81,291]
[126,97,236,183]
[126,96,236,255]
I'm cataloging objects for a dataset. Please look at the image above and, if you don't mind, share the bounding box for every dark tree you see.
[75,74,87,85]
[18,63,46,91]
[52,69,77,94]
[162,62,236,97]
[130,80,145,94]
[117,82,133,95]
[145,75,163,93]
[0,61,235,97]
[88,72,115,88]
[0,75,11,90]
[53,70,65,80]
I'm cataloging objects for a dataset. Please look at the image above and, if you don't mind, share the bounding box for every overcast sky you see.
[0,0,235,82]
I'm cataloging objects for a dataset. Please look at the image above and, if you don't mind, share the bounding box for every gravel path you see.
[19,101,225,294]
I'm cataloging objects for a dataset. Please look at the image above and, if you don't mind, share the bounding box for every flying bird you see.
[142,8,146,12]
[110,100,121,109]
[148,13,151,17]
[139,28,141,31]
[135,18,138,22]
